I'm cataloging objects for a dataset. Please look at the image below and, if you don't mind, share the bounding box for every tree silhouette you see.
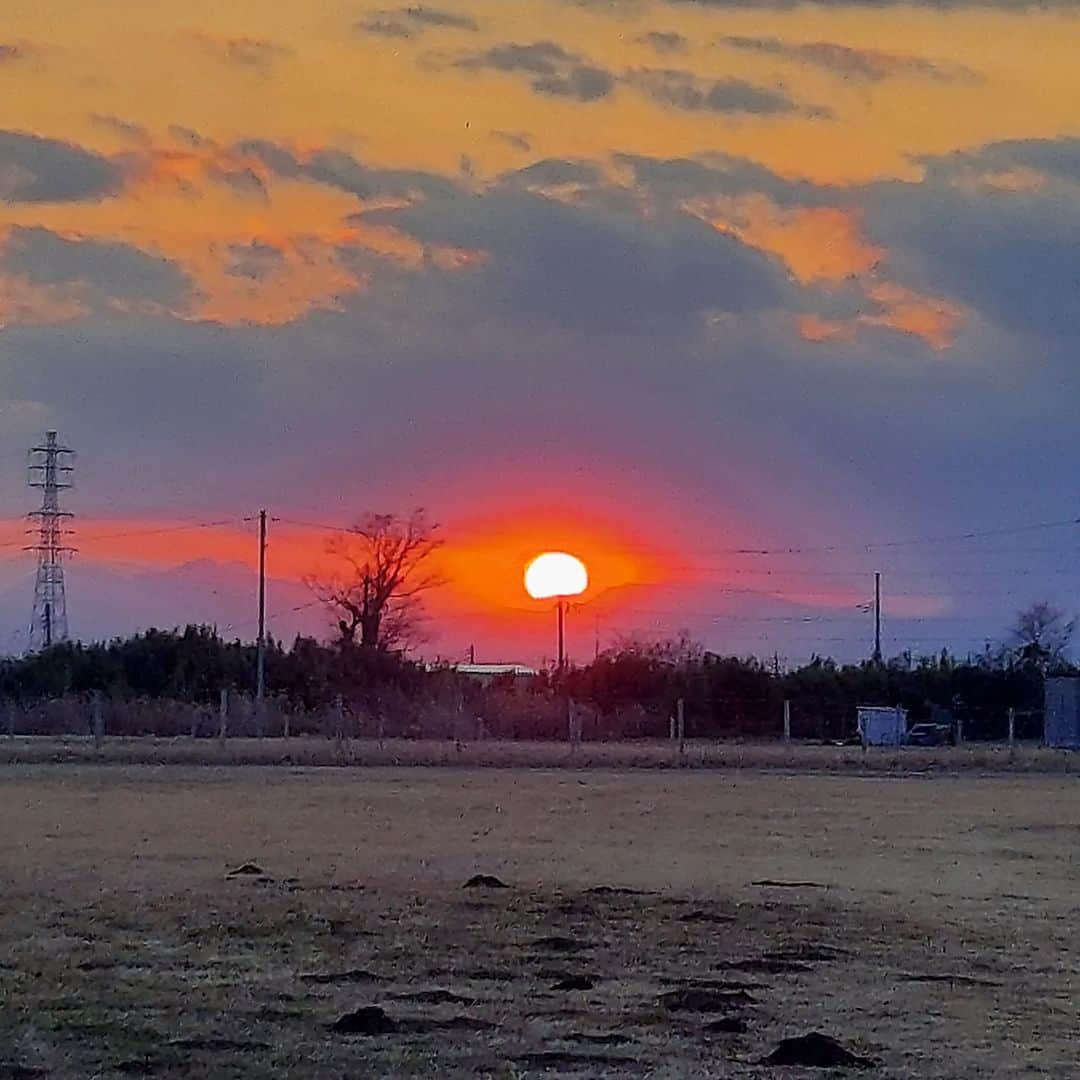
[1008,601,1076,674]
[308,510,443,652]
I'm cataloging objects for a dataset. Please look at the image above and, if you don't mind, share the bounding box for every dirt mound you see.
[225,862,266,877]
[660,988,756,1013]
[760,1032,874,1068]
[551,975,595,991]
[329,1006,398,1035]
[463,874,508,889]
[586,886,648,897]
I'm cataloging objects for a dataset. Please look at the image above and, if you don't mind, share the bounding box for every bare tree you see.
[1008,601,1076,673]
[308,510,443,652]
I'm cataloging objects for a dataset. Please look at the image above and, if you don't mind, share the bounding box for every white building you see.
[857,705,908,747]
[1045,678,1080,749]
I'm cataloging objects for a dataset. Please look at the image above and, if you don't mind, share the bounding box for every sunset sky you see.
[0,0,1078,663]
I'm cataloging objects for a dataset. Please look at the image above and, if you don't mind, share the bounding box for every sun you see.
[524,552,589,600]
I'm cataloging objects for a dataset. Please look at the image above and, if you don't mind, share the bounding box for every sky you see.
[0,0,1078,665]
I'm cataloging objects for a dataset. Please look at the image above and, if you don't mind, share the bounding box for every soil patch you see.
[760,1032,875,1068]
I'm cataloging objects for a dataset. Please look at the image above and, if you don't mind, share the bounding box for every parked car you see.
[906,722,953,747]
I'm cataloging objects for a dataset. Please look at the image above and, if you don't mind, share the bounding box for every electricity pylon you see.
[27,431,75,651]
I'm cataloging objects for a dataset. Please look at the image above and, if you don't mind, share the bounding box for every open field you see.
[1,765,1078,1078]
[0,735,1077,774]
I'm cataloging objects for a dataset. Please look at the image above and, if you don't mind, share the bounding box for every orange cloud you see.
[797,313,854,344]
[694,196,885,284]
[859,282,965,350]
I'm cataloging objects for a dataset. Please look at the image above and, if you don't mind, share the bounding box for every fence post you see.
[335,695,344,753]
[783,699,791,743]
[218,689,228,748]
[956,714,964,745]
[6,702,14,740]
[92,691,104,750]
[282,701,291,741]
[1008,707,1016,750]
[676,698,686,762]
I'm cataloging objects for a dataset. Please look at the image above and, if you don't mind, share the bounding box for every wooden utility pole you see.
[92,691,104,750]
[873,572,883,664]
[255,509,267,736]
[1008,707,1016,750]
[218,688,228,748]
[783,699,791,742]
[676,698,686,761]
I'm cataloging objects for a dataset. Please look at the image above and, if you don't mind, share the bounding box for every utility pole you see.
[873,572,883,664]
[557,599,566,671]
[27,431,75,652]
[255,509,267,710]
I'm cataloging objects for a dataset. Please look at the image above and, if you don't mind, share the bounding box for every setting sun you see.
[524,552,589,601]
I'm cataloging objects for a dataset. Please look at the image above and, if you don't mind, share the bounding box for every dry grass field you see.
[1,762,1078,1077]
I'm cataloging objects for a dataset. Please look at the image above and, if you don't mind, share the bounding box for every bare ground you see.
[0,764,1077,1078]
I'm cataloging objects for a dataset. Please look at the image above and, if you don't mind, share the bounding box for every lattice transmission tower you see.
[26,431,75,652]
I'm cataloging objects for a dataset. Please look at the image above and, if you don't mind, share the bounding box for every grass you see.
[0,734,1075,773]
[1,764,1078,1077]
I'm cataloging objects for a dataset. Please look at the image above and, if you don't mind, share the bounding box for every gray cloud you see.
[628,67,802,115]
[500,158,604,189]
[720,36,976,82]
[89,114,151,144]
[863,151,1080,338]
[221,37,291,71]
[0,131,123,203]
[236,139,459,202]
[924,137,1080,186]
[638,30,688,54]
[362,166,795,338]
[2,226,194,309]
[191,34,292,72]
[356,17,414,38]
[357,6,478,38]
[225,241,285,281]
[615,151,830,208]
[168,125,210,148]
[534,65,614,100]
[455,41,616,102]
[400,6,479,30]
[208,164,268,200]
[491,129,532,151]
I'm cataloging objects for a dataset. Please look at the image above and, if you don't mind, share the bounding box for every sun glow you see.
[524,552,589,601]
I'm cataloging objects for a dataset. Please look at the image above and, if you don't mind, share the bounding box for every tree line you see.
[0,621,1071,742]
[1,510,1074,741]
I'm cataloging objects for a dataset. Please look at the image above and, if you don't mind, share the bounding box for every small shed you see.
[1044,678,1080,749]
[857,705,908,747]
